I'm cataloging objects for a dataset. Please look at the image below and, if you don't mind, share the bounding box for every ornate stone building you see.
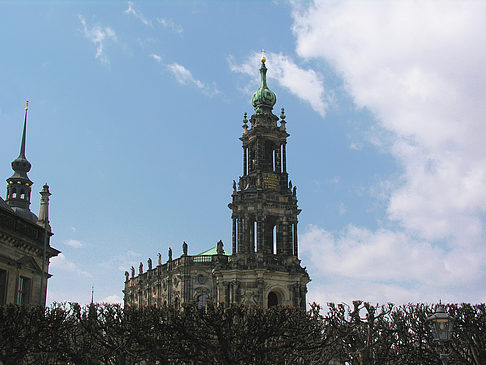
[124,54,310,308]
[0,102,60,306]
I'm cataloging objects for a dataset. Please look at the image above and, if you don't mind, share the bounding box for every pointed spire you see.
[11,99,32,175]
[19,100,28,158]
[5,101,34,218]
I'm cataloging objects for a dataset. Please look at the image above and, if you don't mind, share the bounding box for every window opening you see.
[197,294,208,308]
[272,225,277,254]
[17,276,31,305]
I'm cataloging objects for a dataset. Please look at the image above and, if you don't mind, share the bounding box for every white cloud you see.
[64,239,84,248]
[301,225,486,304]
[99,250,142,273]
[157,18,183,34]
[292,1,486,304]
[50,253,92,278]
[78,15,117,65]
[168,63,220,97]
[337,203,347,216]
[229,52,328,117]
[125,1,152,26]
[302,225,470,285]
[150,53,162,63]
[126,250,141,257]
[100,294,123,305]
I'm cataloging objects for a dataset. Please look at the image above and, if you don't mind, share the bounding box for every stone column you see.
[291,284,299,307]
[257,278,264,307]
[257,219,264,253]
[243,147,247,176]
[288,222,293,255]
[264,221,274,254]
[232,217,237,254]
[233,280,240,304]
[249,219,255,253]
[293,222,298,257]
[276,220,283,255]
[281,218,289,255]
[168,276,172,306]
[229,282,235,304]
[275,147,281,173]
[244,216,249,253]
[237,217,243,253]
[256,140,263,170]
[224,282,230,307]
[241,217,246,253]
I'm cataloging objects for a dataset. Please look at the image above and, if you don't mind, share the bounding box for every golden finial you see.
[261,49,266,63]
[25,100,29,111]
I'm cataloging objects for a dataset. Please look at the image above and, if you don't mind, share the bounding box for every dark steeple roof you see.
[5,101,37,223]
[11,101,32,180]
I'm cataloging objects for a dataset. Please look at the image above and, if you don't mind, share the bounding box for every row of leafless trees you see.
[0,301,484,365]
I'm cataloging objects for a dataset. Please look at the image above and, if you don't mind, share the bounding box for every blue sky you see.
[1,1,485,306]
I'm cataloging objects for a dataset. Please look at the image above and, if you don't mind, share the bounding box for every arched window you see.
[264,141,274,171]
[268,291,278,307]
[197,294,208,308]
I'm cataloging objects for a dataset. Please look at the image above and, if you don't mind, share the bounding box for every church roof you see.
[0,196,13,212]
[196,246,231,256]
[11,206,38,223]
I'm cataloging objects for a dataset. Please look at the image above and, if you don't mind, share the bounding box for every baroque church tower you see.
[124,53,309,308]
[225,52,309,307]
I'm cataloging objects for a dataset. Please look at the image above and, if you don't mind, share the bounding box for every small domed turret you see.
[251,50,276,114]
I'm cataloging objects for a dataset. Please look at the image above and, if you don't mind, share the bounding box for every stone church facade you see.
[0,102,59,306]
[124,54,310,309]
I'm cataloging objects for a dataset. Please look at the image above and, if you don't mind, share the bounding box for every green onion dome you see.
[251,59,276,114]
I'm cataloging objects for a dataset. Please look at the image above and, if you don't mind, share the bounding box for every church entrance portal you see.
[268,291,278,307]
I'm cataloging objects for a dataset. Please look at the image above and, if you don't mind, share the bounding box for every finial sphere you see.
[25,99,29,111]
[261,49,266,63]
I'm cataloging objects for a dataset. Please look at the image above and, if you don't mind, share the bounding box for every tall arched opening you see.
[268,291,278,307]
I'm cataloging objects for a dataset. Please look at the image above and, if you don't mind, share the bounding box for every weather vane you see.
[261,48,266,63]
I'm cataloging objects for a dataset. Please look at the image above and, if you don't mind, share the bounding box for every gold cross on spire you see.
[261,48,266,63]
[25,99,29,111]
